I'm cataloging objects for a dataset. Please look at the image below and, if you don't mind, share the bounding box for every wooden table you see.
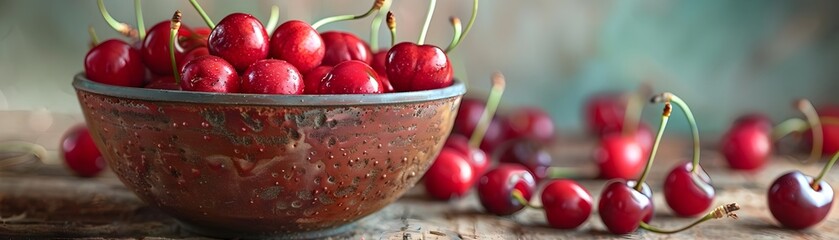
[1,135,838,239]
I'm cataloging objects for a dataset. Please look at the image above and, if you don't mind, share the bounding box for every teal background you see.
[1,0,838,135]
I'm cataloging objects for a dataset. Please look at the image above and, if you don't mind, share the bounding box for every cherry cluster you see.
[84,0,476,95]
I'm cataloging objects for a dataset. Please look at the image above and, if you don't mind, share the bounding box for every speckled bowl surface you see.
[72,74,464,238]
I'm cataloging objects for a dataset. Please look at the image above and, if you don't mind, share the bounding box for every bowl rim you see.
[73,73,465,106]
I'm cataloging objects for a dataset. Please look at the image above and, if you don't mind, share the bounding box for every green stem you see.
[135,0,145,39]
[387,11,396,47]
[188,0,215,29]
[639,216,711,234]
[88,26,100,47]
[638,203,740,234]
[798,99,823,162]
[369,0,392,50]
[312,0,382,30]
[512,189,542,210]
[445,17,463,53]
[170,11,182,85]
[265,5,280,35]
[634,103,670,192]
[447,0,478,52]
[654,93,701,174]
[469,73,506,148]
[417,0,437,45]
[546,166,582,179]
[813,151,839,190]
[771,118,809,141]
[97,0,134,37]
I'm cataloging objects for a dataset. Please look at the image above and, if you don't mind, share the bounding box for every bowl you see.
[72,74,465,238]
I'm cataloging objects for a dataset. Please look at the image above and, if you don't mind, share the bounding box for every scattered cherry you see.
[721,121,771,170]
[208,13,270,72]
[61,125,106,177]
[180,55,239,93]
[444,134,490,175]
[598,180,654,234]
[320,31,373,66]
[423,148,475,200]
[496,139,551,180]
[240,59,304,94]
[84,39,145,87]
[594,134,645,179]
[584,92,626,136]
[477,163,536,215]
[319,60,382,94]
[663,161,714,217]
[541,179,592,229]
[141,20,192,76]
[767,171,834,229]
[303,66,332,94]
[269,20,325,73]
[503,107,555,143]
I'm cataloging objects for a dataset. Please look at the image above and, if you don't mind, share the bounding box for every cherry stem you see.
[445,17,463,53]
[134,0,145,39]
[634,102,671,192]
[546,166,584,179]
[511,189,542,210]
[369,0,392,50]
[386,11,396,47]
[812,150,839,190]
[88,26,100,48]
[417,0,437,45]
[170,11,182,85]
[97,0,137,38]
[639,203,740,234]
[652,92,701,174]
[265,6,280,35]
[0,141,46,170]
[188,0,215,29]
[772,117,839,141]
[797,99,823,163]
[447,0,478,52]
[469,72,507,148]
[622,84,651,137]
[312,0,383,30]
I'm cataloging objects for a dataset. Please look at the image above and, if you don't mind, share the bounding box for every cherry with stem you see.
[97,0,138,38]
[312,0,384,30]
[445,0,478,52]
[768,150,837,229]
[188,0,215,29]
[134,0,145,39]
[169,10,183,84]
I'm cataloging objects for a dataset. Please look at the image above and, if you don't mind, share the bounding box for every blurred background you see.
[1,0,839,149]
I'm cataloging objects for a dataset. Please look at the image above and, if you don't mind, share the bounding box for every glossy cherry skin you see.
[444,133,490,175]
[453,98,486,137]
[208,13,270,72]
[320,60,382,94]
[541,179,593,229]
[320,31,372,66]
[423,148,476,200]
[302,66,332,94]
[371,50,388,76]
[594,134,646,179]
[269,20,325,73]
[598,180,654,234]
[84,39,145,87]
[477,164,537,215]
[496,139,552,180]
[241,59,304,94]
[385,42,453,91]
[767,171,834,229]
[663,161,715,217]
[61,125,106,177]
[177,47,210,71]
[503,107,556,143]
[180,55,240,93]
[141,21,192,75]
[144,76,181,90]
[721,122,771,170]
[584,92,626,136]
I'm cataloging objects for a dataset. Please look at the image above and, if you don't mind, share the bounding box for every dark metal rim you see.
[73,73,465,106]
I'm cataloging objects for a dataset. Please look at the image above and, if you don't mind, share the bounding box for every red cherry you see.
[385,42,453,91]
[477,164,536,215]
[496,139,552,181]
[663,161,714,217]
[444,133,490,175]
[503,107,556,143]
[84,39,145,87]
[631,123,654,155]
[453,98,486,137]
[320,31,373,66]
[767,171,833,229]
[379,75,394,93]
[177,47,210,71]
[240,59,304,94]
[180,55,240,93]
[144,76,181,90]
[371,50,388,76]
[141,21,192,76]
[269,20,325,73]
[541,179,592,229]
[598,180,654,234]
[584,92,626,136]
[594,134,646,179]
[61,125,106,177]
[721,122,771,170]
[302,66,332,94]
[319,60,382,94]
[208,13,270,72]
[423,148,475,200]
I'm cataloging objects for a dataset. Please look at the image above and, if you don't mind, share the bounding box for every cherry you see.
[144,76,181,90]
[496,139,552,180]
[423,148,475,200]
[61,125,106,177]
[477,163,536,215]
[453,98,487,137]
[269,20,325,73]
[319,60,382,94]
[598,180,654,234]
[180,55,239,93]
[584,92,626,136]
[320,31,373,66]
[240,59,304,94]
[663,161,714,217]
[721,119,772,170]
[208,13,269,72]
[84,39,145,87]
[767,171,834,229]
[385,42,453,91]
[177,47,210,71]
[541,179,592,229]
[302,66,332,94]
[503,107,556,143]
[444,133,490,175]
[141,20,191,75]
[594,134,645,179]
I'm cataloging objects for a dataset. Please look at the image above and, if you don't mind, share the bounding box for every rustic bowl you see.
[72,74,464,238]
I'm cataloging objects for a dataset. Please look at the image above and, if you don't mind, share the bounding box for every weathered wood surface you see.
[1,136,838,239]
